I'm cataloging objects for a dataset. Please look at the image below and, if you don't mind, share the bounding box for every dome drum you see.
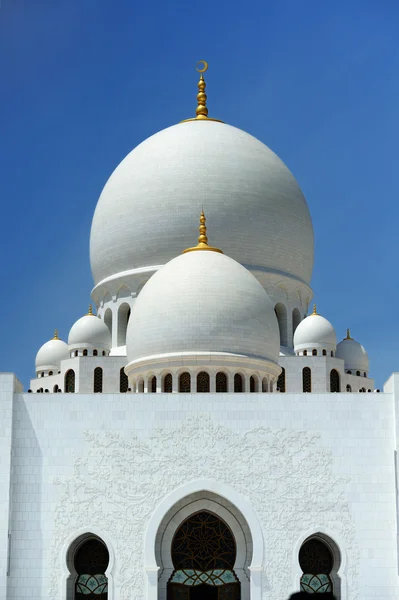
[124,351,282,392]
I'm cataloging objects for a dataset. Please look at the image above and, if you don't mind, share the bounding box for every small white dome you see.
[35,332,69,371]
[294,308,336,354]
[336,332,369,374]
[68,308,111,351]
[126,248,280,372]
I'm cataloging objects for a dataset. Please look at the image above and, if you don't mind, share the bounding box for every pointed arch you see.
[117,302,131,347]
[277,367,286,392]
[274,303,288,346]
[120,367,128,393]
[330,369,340,392]
[65,370,75,393]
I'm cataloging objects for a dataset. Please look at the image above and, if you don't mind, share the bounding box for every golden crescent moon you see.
[196,60,208,73]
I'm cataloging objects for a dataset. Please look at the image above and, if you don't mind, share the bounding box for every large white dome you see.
[126,249,280,370]
[90,120,314,288]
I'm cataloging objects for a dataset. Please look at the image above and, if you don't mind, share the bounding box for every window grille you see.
[197,371,210,392]
[120,368,128,393]
[93,367,103,393]
[234,374,243,393]
[74,538,109,599]
[330,369,340,392]
[302,367,311,392]
[179,372,191,392]
[65,370,75,393]
[163,373,172,393]
[216,372,227,392]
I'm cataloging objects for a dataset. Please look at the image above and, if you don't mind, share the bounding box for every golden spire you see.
[87,304,94,316]
[183,210,223,254]
[181,61,223,124]
[345,328,353,340]
[311,304,317,315]
[53,329,59,340]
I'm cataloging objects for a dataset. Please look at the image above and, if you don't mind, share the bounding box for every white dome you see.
[336,335,369,374]
[294,311,337,354]
[68,312,111,351]
[126,250,280,370]
[35,335,69,371]
[90,120,314,288]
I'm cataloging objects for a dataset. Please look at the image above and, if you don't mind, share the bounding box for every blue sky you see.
[1,0,398,388]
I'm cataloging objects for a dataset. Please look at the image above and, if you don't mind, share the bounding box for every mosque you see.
[0,63,398,600]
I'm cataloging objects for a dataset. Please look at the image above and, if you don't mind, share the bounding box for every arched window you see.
[93,349,98,356]
[277,367,286,392]
[364,372,367,377]
[346,384,352,392]
[322,349,327,356]
[216,372,227,392]
[117,303,131,346]
[299,537,334,594]
[330,369,340,392]
[138,378,144,393]
[331,351,334,357]
[274,303,288,346]
[163,373,172,393]
[65,370,75,393]
[234,373,243,393]
[292,307,301,339]
[104,308,112,336]
[302,367,311,393]
[168,511,239,600]
[102,351,106,356]
[312,349,317,356]
[74,537,109,598]
[347,370,352,375]
[150,375,157,393]
[303,350,307,356]
[250,375,258,392]
[356,370,360,376]
[49,370,53,376]
[74,350,78,357]
[93,367,103,393]
[197,371,210,393]
[120,367,128,393]
[262,377,268,392]
[53,384,59,393]
[83,349,88,356]
[179,372,191,392]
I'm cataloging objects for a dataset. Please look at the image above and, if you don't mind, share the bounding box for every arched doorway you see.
[167,511,240,600]
[73,536,109,598]
[299,536,338,594]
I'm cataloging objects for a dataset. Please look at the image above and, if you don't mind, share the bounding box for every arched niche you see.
[144,480,263,600]
[274,303,288,346]
[292,308,301,340]
[117,302,131,346]
[104,308,112,336]
[63,531,114,600]
[293,530,344,600]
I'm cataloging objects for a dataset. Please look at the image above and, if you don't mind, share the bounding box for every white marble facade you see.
[3,72,399,600]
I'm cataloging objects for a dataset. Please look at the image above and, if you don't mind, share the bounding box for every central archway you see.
[146,481,262,600]
[167,511,240,600]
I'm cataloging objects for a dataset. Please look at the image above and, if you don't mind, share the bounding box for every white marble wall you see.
[3,375,399,600]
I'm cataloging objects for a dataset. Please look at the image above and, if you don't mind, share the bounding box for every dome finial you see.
[312,304,317,315]
[53,329,59,340]
[181,62,224,124]
[183,210,223,254]
[345,328,352,340]
[87,304,94,316]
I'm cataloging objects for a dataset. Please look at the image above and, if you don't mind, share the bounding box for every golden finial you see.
[181,61,223,124]
[87,304,94,316]
[345,328,353,340]
[53,329,59,340]
[183,210,223,254]
[311,304,317,315]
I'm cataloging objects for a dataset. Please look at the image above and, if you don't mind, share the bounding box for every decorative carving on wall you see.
[50,415,359,600]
